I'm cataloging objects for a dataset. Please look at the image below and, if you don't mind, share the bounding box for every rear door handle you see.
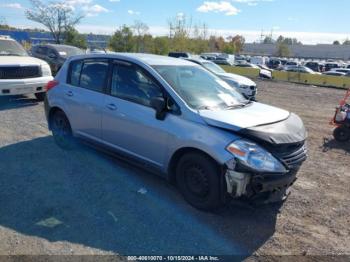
[106,103,117,111]
[66,91,73,97]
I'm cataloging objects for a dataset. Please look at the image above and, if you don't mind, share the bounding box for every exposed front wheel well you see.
[167,147,221,184]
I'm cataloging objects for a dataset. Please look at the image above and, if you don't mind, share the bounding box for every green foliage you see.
[276,42,291,57]
[333,40,341,45]
[153,37,169,55]
[343,39,350,45]
[109,25,136,52]
[64,27,87,49]
[108,21,246,55]
[276,35,302,45]
[263,36,274,44]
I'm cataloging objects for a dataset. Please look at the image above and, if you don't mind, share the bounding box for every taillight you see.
[45,80,59,92]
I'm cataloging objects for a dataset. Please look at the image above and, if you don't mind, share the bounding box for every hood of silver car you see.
[199,102,290,131]
[216,72,256,86]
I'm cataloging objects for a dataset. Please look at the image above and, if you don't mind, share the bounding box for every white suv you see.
[0,35,53,101]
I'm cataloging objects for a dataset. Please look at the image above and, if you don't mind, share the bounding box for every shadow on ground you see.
[0,137,280,256]
[322,137,350,154]
[0,95,38,111]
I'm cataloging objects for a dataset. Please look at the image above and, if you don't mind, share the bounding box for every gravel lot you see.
[0,80,349,259]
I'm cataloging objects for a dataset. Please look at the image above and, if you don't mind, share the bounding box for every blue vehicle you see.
[44,53,307,210]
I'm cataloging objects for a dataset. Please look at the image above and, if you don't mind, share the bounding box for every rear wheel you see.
[35,92,46,101]
[176,153,223,211]
[333,126,350,142]
[51,110,75,149]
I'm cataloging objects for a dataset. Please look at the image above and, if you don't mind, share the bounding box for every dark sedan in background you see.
[31,44,84,75]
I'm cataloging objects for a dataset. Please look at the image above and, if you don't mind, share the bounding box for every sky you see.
[0,0,349,44]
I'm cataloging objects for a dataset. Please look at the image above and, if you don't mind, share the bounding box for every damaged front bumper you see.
[225,160,298,204]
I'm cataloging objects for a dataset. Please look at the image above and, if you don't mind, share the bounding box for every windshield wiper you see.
[225,104,246,109]
[225,100,252,110]
[197,105,214,110]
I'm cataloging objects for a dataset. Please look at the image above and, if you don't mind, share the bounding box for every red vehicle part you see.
[330,88,350,126]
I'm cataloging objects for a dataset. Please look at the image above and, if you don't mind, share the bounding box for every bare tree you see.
[168,14,193,51]
[132,20,149,52]
[26,0,84,44]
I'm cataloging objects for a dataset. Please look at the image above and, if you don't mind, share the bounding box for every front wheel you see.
[35,92,46,101]
[176,153,224,211]
[51,111,75,149]
[333,126,350,142]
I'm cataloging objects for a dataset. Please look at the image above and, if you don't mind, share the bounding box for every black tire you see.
[176,152,223,211]
[35,92,46,101]
[51,110,75,150]
[333,126,350,142]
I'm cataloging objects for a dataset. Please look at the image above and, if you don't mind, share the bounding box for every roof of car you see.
[71,53,196,66]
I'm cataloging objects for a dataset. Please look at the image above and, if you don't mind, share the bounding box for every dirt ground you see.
[0,80,349,259]
[253,80,350,256]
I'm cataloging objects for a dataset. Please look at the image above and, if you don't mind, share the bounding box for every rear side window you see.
[69,60,83,86]
[68,60,109,93]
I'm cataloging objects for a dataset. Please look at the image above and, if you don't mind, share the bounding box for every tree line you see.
[108,20,245,55]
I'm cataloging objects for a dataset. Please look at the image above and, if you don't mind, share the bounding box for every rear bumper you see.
[0,76,53,96]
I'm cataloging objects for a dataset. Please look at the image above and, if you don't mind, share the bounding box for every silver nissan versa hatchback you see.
[44,53,307,210]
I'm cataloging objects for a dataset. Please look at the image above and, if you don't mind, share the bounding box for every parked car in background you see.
[201,53,235,66]
[168,52,191,58]
[0,35,53,100]
[200,52,221,59]
[31,44,84,75]
[45,53,307,210]
[257,64,273,73]
[250,56,267,65]
[185,58,257,99]
[235,55,247,64]
[235,63,272,79]
[324,62,340,72]
[267,59,282,70]
[280,59,288,65]
[330,68,350,74]
[213,57,233,66]
[285,61,299,66]
[305,61,325,72]
[323,71,347,76]
[284,65,321,74]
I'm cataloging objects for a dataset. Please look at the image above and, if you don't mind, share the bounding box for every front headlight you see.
[41,64,52,77]
[226,139,287,173]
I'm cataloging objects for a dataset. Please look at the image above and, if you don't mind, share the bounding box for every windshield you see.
[153,65,247,110]
[53,45,84,57]
[202,61,226,74]
[0,40,27,56]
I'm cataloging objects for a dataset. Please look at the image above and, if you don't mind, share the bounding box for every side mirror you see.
[150,97,167,120]
[48,53,57,59]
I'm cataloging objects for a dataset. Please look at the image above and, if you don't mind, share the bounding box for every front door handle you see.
[106,103,117,111]
[66,91,73,97]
